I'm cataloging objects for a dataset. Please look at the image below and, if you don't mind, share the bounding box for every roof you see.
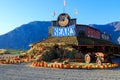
[76,24,100,32]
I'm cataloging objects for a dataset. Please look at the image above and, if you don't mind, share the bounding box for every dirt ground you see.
[0,58,120,80]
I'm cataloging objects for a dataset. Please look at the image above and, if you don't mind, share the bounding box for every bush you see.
[65,51,74,59]
[41,52,55,62]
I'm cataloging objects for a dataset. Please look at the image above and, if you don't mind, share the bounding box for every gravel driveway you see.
[0,58,120,80]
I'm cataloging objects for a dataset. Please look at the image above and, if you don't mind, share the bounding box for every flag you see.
[74,8,78,15]
[64,0,66,6]
[53,11,56,17]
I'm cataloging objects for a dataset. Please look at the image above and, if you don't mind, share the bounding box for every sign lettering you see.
[52,25,75,37]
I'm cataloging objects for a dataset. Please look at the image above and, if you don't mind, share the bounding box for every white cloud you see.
[117,37,120,44]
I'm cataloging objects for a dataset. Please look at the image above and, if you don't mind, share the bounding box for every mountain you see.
[0,21,51,50]
[90,21,120,44]
[0,21,120,50]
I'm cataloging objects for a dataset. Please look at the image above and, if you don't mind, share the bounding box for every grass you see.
[7,49,27,55]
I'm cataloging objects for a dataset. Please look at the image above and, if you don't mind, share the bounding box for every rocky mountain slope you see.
[0,21,120,50]
[0,21,51,49]
[91,21,120,44]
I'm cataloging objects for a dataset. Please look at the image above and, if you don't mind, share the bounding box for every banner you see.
[74,8,78,15]
[64,0,66,6]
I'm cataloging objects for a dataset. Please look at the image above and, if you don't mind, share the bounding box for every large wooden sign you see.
[51,13,76,37]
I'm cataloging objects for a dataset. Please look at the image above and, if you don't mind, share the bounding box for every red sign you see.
[87,27,100,39]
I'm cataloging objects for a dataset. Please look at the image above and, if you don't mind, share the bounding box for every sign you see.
[57,13,70,27]
[87,27,100,39]
[101,33,110,41]
[52,25,75,37]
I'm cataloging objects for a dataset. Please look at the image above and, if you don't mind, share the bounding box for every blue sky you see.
[0,0,120,35]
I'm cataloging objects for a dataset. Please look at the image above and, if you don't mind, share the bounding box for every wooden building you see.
[30,13,120,55]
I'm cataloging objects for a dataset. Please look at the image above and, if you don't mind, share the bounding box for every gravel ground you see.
[0,58,120,80]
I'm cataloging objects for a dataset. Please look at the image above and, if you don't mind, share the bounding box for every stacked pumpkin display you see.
[31,52,119,69]
[0,56,24,64]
